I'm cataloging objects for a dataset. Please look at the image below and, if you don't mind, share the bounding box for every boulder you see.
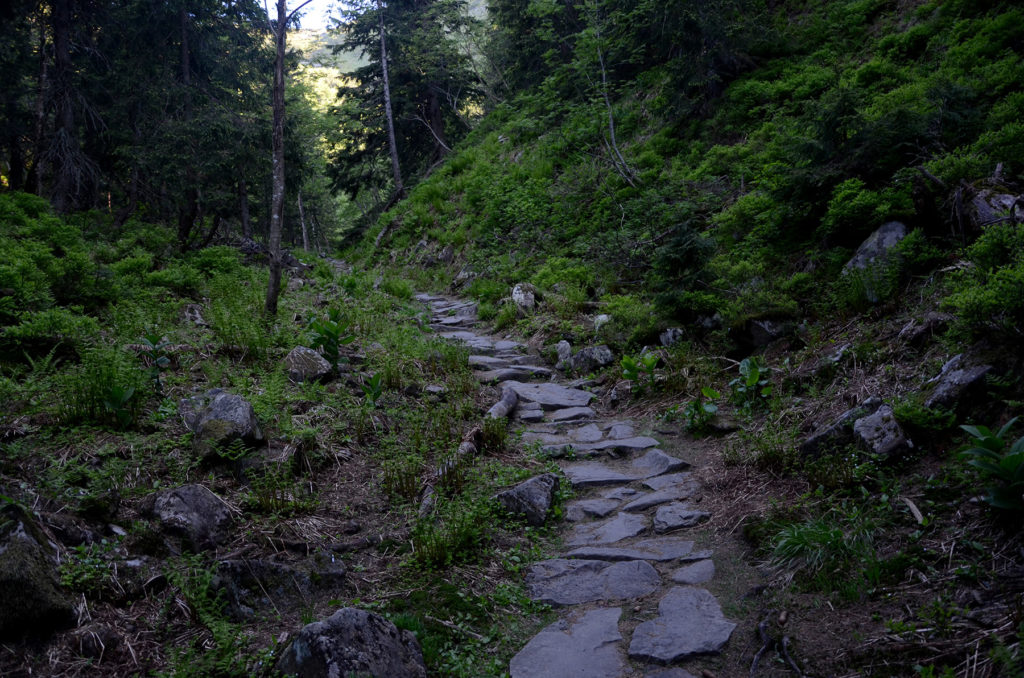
[213,554,346,620]
[180,389,263,451]
[570,345,615,374]
[800,397,882,458]
[852,405,913,458]
[970,190,1022,229]
[844,221,908,272]
[511,283,537,316]
[0,505,75,638]
[923,355,992,411]
[555,340,572,370]
[276,607,426,678]
[660,328,684,347]
[284,346,333,383]
[140,484,233,552]
[593,314,612,333]
[746,318,793,347]
[493,473,560,526]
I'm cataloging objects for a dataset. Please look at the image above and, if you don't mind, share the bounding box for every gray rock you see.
[747,319,793,347]
[800,397,882,458]
[140,484,233,551]
[570,345,615,374]
[493,474,560,526]
[276,607,426,678]
[565,499,621,522]
[548,406,597,422]
[593,314,612,332]
[853,405,913,458]
[517,408,545,423]
[607,423,635,439]
[509,607,625,678]
[214,554,346,620]
[623,485,697,512]
[284,346,333,383]
[556,340,572,370]
[545,436,662,457]
[567,513,648,546]
[469,355,510,370]
[512,283,537,315]
[654,503,710,533]
[628,587,736,662]
[645,668,700,678]
[526,559,661,605]
[660,328,684,347]
[180,389,264,450]
[476,365,553,383]
[898,312,952,346]
[503,381,595,410]
[671,559,715,585]
[970,190,1022,228]
[632,449,689,477]
[559,463,636,488]
[924,361,992,411]
[569,423,604,443]
[494,339,524,352]
[601,487,640,500]
[0,506,75,638]
[567,539,707,562]
[844,221,908,272]
[642,472,695,492]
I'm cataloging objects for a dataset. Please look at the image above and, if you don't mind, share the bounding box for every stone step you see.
[502,381,596,410]
[566,539,710,562]
[628,587,736,663]
[566,512,649,547]
[525,559,661,606]
[509,608,626,678]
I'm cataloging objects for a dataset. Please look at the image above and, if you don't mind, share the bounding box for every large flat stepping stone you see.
[601,487,640,500]
[477,366,552,383]
[671,559,715,585]
[502,381,595,410]
[643,472,697,492]
[645,669,700,678]
[468,355,511,370]
[654,503,710,533]
[567,513,648,546]
[509,607,626,678]
[523,431,571,445]
[606,423,635,439]
[560,463,636,488]
[546,436,662,457]
[632,450,689,477]
[622,485,697,512]
[567,539,706,562]
[526,559,661,605]
[547,407,597,422]
[569,423,604,443]
[565,498,621,522]
[628,587,736,662]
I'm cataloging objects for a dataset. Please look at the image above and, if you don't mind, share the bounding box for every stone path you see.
[417,293,736,677]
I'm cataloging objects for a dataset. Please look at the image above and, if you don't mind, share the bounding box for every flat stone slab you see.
[547,407,597,422]
[569,423,604,443]
[526,559,661,605]
[654,503,710,533]
[567,539,708,562]
[601,487,640,501]
[629,587,736,662]
[645,669,700,678]
[565,499,621,522]
[560,463,637,488]
[502,381,595,410]
[477,365,553,383]
[523,431,570,445]
[642,472,696,492]
[623,486,696,512]
[548,436,662,456]
[468,355,510,370]
[632,450,689,477]
[567,512,648,546]
[607,423,635,439]
[509,607,626,678]
[671,559,715,585]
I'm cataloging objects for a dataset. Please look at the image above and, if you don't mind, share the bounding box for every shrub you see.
[56,348,145,429]
[960,418,1024,512]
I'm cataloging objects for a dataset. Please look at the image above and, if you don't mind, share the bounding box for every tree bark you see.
[377,0,403,197]
[265,0,311,316]
[239,177,252,239]
[298,188,309,251]
[177,4,199,246]
[51,0,76,212]
[32,10,48,195]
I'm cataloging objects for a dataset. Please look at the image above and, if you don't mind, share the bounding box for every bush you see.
[56,347,145,429]
[0,308,101,358]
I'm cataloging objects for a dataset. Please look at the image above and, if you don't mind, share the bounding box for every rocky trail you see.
[418,293,737,678]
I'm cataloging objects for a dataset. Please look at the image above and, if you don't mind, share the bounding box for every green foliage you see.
[893,400,956,437]
[411,497,493,569]
[362,372,384,407]
[681,386,721,435]
[729,357,773,415]
[244,466,317,516]
[307,308,356,369]
[381,276,414,300]
[621,352,658,395]
[770,506,876,595]
[59,541,115,597]
[481,416,509,454]
[946,222,1024,339]
[57,348,144,429]
[140,333,171,394]
[960,418,1024,512]
[381,455,423,502]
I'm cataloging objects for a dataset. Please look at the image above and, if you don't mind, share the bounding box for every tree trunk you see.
[51,0,76,212]
[32,11,48,195]
[298,188,309,252]
[265,0,289,317]
[239,177,252,239]
[377,0,403,197]
[178,4,199,246]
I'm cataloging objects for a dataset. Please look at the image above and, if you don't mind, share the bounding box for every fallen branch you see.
[486,386,518,419]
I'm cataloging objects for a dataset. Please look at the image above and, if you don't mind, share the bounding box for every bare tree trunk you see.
[377,0,403,197]
[239,177,251,238]
[298,188,309,252]
[178,4,199,246]
[51,0,76,212]
[265,0,311,317]
[32,11,48,195]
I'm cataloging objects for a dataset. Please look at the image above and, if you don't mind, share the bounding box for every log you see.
[486,387,518,419]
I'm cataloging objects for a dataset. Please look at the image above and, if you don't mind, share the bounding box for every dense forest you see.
[2,0,1024,676]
